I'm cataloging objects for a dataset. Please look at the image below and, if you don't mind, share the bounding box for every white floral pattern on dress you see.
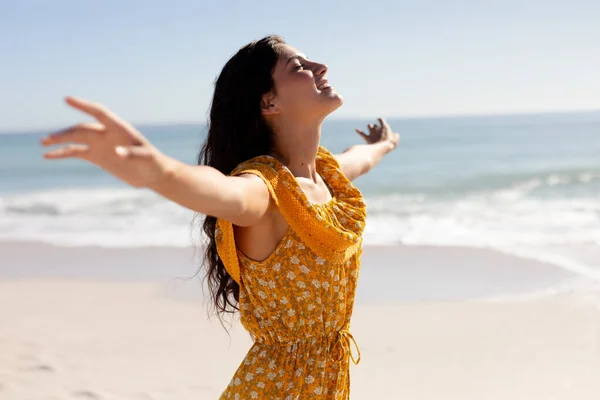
[219,147,365,400]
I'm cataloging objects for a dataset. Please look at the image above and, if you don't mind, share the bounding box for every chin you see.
[322,91,344,113]
[334,92,344,106]
[310,90,344,119]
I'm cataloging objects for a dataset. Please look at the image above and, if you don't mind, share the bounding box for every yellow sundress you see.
[215,146,367,399]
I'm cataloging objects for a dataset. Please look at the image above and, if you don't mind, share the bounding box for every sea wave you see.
[0,188,201,247]
[1,173,598,248]
[1,176,599,282]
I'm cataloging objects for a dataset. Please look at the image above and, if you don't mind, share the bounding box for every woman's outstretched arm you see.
[151,160,270,227]
[41,97,270,227]
[334,118,400,181]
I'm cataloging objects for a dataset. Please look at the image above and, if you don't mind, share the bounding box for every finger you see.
[41,123,104,146]
[368,124,375,130]
[43,144,90,159]
[355,129,369,141]
[377,118,387,129]
[65,96,118,124]
[115,145,154,159]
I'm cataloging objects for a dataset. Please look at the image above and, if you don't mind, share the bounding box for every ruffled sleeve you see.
[215,146,366,285]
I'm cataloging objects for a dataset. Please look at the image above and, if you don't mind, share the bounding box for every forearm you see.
[337,140,396,180]
[349,140,396,171]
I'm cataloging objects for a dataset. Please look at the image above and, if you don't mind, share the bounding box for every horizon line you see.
[2,108,599,134]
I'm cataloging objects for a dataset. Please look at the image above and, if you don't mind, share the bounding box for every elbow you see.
[226,186,260,227]
[228,186,250,222]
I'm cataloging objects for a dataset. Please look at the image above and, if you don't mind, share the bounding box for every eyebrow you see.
[286,54,308,65]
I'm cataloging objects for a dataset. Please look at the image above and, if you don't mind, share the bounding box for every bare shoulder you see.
[233,198,288,262]
[231,173,286,261]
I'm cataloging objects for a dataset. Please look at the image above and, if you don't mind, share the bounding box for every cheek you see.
[278,74,318,106]
[282,72,315,94]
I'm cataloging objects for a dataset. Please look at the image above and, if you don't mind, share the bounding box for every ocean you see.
[1,112,600,286]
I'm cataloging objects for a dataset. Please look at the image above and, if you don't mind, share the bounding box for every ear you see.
[261,92,280,116]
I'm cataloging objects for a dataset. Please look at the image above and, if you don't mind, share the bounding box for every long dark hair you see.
[196,35,284,323]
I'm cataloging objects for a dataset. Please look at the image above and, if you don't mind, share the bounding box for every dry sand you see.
[1,243,599,399]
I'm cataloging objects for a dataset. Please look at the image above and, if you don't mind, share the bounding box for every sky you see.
[1,0,599,131]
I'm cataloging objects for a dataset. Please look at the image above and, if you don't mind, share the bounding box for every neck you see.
[269,116,323,182]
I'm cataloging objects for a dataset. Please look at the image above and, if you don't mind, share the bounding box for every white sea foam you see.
[0,188,201,248]
[1,178,599,283]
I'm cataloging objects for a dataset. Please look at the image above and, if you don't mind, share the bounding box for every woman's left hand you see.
[355,118,400,149]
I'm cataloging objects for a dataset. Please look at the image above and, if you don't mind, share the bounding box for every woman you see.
[41,35,399,399]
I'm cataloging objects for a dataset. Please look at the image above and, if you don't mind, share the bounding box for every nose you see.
[314,62,328,77]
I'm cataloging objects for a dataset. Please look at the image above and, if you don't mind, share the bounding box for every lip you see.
[316,79,330,90]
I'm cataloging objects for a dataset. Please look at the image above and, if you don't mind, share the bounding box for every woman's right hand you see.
[41,97,172,188]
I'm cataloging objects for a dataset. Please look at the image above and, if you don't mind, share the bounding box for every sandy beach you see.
[1,242,599,399]
[3,4,600,398]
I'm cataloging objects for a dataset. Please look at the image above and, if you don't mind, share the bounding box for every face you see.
[263,44,343,120]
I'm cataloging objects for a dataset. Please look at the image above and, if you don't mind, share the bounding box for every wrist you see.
[376,139,396,154]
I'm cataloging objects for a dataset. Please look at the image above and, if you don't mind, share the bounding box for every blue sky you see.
[1,0,599,131]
